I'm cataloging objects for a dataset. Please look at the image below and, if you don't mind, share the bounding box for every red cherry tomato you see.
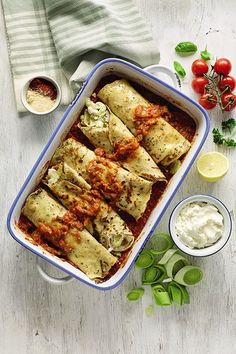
[192,59,209,76]
[199,93,217,110]
[214,58,232,76]
[221,93,236,111]
[218,75,235,92]
[192,76,209,94]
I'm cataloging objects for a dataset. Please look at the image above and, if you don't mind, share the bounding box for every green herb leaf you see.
[212,119,236,147]
[127,288,144,301]
[200,47,211,61]
[173,61,186,79]
[175,41,198,56]
[222,118,236,133]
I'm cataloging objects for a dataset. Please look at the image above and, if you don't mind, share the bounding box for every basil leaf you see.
[201,47,211,61]
[173,61,186,79]
[175,41,197,56]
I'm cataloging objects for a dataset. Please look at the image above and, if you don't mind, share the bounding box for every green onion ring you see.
[158,249,178,265]
[149,233,174,255]
[135,250,154,269]
[145,304,154,316]
[127,288,145,301]
[165,253,189,278]
[174,266,203,286]
[168,284,182,305]
[142,265,166,285]
[152,284,171,306]
[168,281,190,305]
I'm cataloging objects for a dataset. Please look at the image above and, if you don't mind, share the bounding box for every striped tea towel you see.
[2,0,160,112]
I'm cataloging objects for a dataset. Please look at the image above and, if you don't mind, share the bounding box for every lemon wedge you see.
[197,152,229,182]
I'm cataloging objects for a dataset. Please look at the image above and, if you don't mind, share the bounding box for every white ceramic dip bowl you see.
[169,194,232,257]
[21,75,61,115]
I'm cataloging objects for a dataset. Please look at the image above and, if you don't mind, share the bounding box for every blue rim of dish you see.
[7,58,210,290]
[168,194,232,257]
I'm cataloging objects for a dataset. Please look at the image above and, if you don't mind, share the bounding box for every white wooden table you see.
[1,1,236,353]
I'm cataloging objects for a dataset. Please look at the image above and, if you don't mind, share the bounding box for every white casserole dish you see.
[7,58,210,290]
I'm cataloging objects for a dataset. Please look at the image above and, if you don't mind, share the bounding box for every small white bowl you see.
[21,75,61,115]
[169,195,232,257]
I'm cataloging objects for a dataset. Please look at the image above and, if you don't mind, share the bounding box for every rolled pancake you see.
[22,188,117,280]
[44,163,134,252]
[98,79,191,166]
[79,99,165,182]
[51,138,152,220]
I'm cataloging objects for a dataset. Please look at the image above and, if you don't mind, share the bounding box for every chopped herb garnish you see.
[213,118,236,147]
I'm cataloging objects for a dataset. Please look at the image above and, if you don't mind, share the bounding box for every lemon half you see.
[197,152,229,182]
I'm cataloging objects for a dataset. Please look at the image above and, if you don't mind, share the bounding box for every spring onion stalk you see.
[135,250,154,269]
[149,233,174,255]
[142,265,166,285]
[174,266,203,286]
[127,288,145,301]
[158,249,178,265]
[165,253,189,278]
[152,284,171,306]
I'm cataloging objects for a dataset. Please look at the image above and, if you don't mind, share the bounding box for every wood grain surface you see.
[1,1,236,353]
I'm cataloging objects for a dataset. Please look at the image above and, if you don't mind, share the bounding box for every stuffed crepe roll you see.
[79,98,166,182]
[22,188,117,279]
[98,79,191,166]
[51,138,152,220]
[44,163,134,252]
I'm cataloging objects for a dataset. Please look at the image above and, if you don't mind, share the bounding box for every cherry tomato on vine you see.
[218,75,235,92]
[221,93,236,111]
[192,59,209,76]
[199,93,217,110]
[192,76,209,94]
[214,58,232,76]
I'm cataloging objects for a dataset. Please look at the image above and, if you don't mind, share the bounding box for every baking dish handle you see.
[144,64,181,90]
[36,257,74,285]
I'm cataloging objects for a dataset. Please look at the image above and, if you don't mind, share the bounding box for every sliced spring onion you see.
[152,284,171,306]
[127,288,145,301]
[135,250,154,269]
[145,304,154,316]
[174,266,203,286]
[168,281,190,305]
[149,233,174,255]
[168,284,182,305]
[142,265,166,285]
[165,253,189,278]
[158,249,177,265]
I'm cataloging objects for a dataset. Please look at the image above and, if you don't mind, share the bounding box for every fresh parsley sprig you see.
[212,118,236,147]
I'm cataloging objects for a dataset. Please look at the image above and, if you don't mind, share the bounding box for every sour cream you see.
[175,202,224,249]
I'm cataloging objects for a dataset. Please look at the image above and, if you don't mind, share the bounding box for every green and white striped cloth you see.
[2,0,160,112]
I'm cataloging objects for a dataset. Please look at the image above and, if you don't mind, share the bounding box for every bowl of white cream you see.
[169,195,232,257]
